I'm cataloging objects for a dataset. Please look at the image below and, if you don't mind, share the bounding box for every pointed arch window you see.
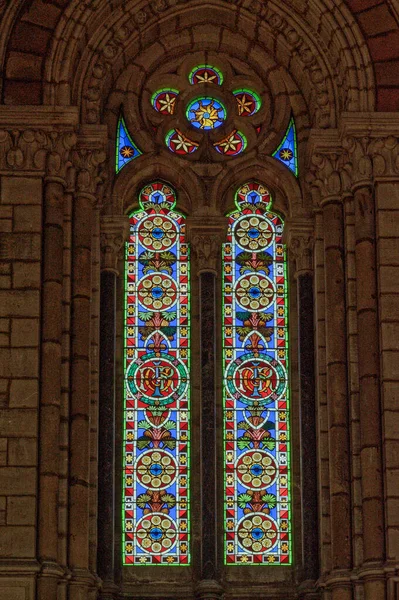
[222,182,291,565]
[123,182,190,565]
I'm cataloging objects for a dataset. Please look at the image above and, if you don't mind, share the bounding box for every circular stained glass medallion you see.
[235,273,275,312]
[189,65,223,85]
[225,353,287,407]
[126,352,188,406]
[214,130,247,156]
[136,450,178,490]
[137,273,178,311]
[136,513,178,554]
[186,97,226,130]
[233,89,261,117]
[137,215,178,251]
[237,513,279,554]
[232,214,274,252]
[236,450,278,490]
[152,89,179,115]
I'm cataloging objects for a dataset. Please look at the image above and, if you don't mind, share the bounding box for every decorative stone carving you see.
[186,217,228,274]
[0,129,77,177]
[289,232,314,276]
[100,215,130,274]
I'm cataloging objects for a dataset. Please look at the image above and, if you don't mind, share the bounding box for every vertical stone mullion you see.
[343,195,363,576]
[314,210,332,578]
[187,219,226,600]
[353,184,385,599]
[288,228,319,592]
[59,182,74,598]
[37,178,66,599]
[199,271,217,580]
[322,198,352,600]
[68,191,94,599]
[97,215,128,599]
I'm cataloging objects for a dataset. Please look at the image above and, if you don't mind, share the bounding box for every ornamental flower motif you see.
[136,513,177,554]
[237,513,278,553]
[236,450,278,490]
[233,215,273,251]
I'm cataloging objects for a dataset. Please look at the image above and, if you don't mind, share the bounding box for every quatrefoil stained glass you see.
[223,182,292,565]
[123,182,190,565]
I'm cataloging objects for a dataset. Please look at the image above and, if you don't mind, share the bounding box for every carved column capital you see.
[186,217,228,274]
[306,149,346,207]
[286,223,314,276]
[100,215,130,274]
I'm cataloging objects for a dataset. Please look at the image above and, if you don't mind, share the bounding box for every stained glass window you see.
[222,181,291,565]
[272,117,298,177]
[233,89,261,117]
[123,182,190,565]
[188,65,223,85]
[152,89,179,115]
[186,97,226,130]
[116,115,142,174]
[214,130,247,156]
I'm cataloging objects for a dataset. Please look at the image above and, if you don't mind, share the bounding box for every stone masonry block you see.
[12,262,41,289]
[0,349,39,379]
[0,333,9,346]
[0,467,36,495]
[380,267,399,294]
[11,319,39,348]
[1,177,42,205]
[380,294,399,322]
[6,52,42,81]
[0,291,39,317]
[6,496,36,526]
[382,350,399,380]
[9,379,38,408]
[13,205,42,233]
[0,233,41,261]
[0,409,37,437]
[0,526,35,558]
[0,220,12,233]
[385,440,399,470]
[379,238,399,266]
[384,411,399,441]
[382,382,399,412]
[382,322,399,351]
[377,210,399,238]
[8,438,37,467]
[0,276,11,289]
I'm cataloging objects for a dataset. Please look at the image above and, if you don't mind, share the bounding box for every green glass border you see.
[188,64,224,85]
[232,88,262,115]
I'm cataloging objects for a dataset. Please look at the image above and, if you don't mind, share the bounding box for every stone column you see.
[37,175,66,599]
[97,216,129,600]
[353,182,385,598]
[37,137,76,599]
[322,196,352,600]
[289,228,319,594]
[187,219,226,600]
[68,148,105,600]
[309,149,353,600]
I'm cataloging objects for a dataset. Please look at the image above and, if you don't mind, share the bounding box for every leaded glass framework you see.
[223,182,292,565]
[123,182,190,565]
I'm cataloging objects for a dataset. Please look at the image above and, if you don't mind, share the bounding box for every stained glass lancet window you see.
[222,182,292,565]
[123,182,190,565]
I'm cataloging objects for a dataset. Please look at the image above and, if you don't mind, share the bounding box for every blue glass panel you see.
[116,115,142,174]
[272,118,298,177]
